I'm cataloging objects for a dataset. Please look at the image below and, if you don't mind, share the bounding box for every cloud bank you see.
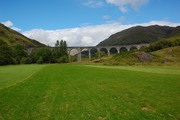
[22,21,180,47]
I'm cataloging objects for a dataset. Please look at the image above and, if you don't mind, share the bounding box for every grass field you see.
[0,65,47,89]
[0,64,179,120]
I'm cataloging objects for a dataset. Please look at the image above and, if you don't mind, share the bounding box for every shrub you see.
[56,55,69,63]
[37,57,44,64]
[0,44,16,65]
[21,57,32,64]
[149,37,180,52]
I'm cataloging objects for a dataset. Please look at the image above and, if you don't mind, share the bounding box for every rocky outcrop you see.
[132,52,155,62]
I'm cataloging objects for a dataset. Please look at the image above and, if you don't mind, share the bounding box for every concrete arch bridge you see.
[68,43,149,62]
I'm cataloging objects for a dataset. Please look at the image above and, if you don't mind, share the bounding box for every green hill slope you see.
[0,23,45,47]
[97,25,180,46]
[151,46,180,62]
[99,46,180,65]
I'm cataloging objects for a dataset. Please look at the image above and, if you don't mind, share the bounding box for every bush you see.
[56,55,69,63]
[37,57,44,64]
[21,57,32,64]
[149,37,180,52]
[0,44,16,65]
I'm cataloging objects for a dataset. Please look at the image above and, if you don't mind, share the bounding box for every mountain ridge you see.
[97,25,180,46]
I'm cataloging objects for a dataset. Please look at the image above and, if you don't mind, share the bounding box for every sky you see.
[1,0,180,46]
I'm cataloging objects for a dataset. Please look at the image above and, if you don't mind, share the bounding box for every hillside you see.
[151,46,180,62]
[97,25,180,46]
[101,46,180,65]
[0,23,45,47]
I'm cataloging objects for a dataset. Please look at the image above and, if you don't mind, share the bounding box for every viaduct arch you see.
[25,43,149,62]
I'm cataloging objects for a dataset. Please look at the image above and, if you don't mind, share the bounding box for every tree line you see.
[0,40,69,65]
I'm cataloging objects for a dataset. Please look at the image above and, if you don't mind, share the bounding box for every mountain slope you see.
[0,23,45,47]
[97,25,180,46]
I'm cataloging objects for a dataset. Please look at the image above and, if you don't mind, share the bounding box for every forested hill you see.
[97,25,180,46]
[0,23,45,47]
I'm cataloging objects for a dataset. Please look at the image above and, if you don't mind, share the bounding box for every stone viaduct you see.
[67,44,149,62]
[26,43,149,62]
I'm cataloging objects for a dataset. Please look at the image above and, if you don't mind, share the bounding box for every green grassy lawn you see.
[0,64,47,89]
[0,64,179,120]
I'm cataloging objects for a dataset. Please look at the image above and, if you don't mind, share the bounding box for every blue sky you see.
[1,0,180,46]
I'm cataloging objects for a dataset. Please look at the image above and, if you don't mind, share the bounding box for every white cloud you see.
[106,0,149,13]
[84,0,104,8]
[22,21,180,47]
[1,20,13,27]
[11,27,22,31]
[1,20,22,31]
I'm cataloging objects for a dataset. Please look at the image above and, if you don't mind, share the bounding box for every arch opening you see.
[81,48,89,58]
[130,46,137,51]
[90,48,98,59]
[110,48,118,54]
[100,48,108,56]
[69,49,79,62]
[69,49,79,56]
[120,47,128,53]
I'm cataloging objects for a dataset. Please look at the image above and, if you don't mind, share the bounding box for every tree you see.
[55,40,60,47]
[21,57,32,64]
[18,40,69,64]
[53,40,68,63]
[56,55,69,63]
[59,40,64,57]
[30,47,52,63]
[14,45,28,64]
[63,41,68,56]
[0,44,16,65]
[37,56,43,64]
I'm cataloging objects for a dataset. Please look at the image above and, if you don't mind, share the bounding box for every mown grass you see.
[0,64,179,120]
[85,65,180,75]
[0,64,47,89]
